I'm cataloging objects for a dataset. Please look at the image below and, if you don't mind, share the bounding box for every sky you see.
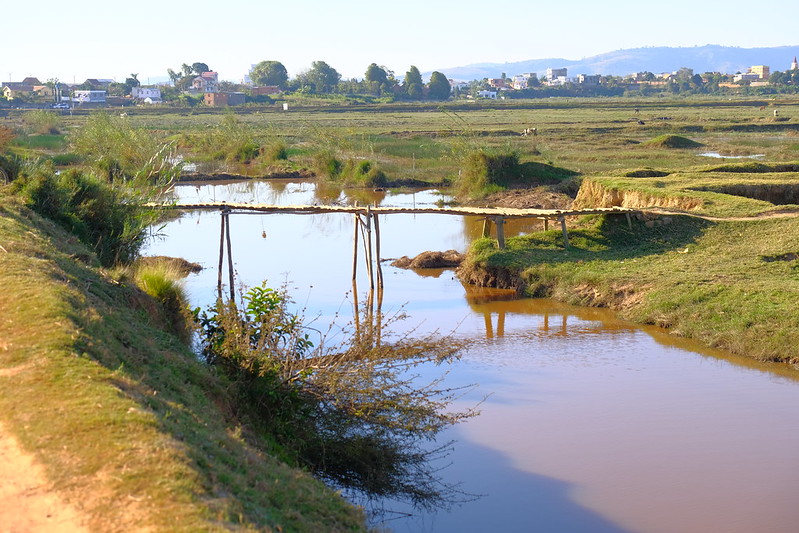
[5,0,798,84]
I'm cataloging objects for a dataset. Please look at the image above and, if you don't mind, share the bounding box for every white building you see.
[131,87,161,101]
[512,73,536,89]
[72,90,106,103]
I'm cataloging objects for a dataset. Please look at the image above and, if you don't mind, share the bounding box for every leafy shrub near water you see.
[10,163,160,266]
[194,283,474,507]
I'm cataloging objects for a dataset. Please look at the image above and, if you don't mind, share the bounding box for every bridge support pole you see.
[559,216,570,249]
[544,218,549,231]
[495,217,506,249]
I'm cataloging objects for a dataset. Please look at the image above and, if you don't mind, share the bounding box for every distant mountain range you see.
[434,45,799,81]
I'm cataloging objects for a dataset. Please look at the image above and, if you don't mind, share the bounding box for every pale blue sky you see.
[5,0,797,84]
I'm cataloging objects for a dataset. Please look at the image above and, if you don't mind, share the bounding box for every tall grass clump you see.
[132,259,192,342]
[456,148,522,198]
[24,109,62,134]
[70,112,181,184]
[10,163,160,266]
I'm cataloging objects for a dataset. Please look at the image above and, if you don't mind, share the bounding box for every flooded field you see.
[144,180,799,532]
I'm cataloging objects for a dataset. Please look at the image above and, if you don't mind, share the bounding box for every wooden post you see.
[352,213,360,281]
[482,218,491,238]
[495,217,506,249]
[625,212,633,229]
[559,216,570,248]
[225,212,235,302]
[544,218,549,231]
[373,211,384,290]
[217,211,226,301]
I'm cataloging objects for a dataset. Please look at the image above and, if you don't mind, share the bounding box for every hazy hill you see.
[436,45,799,81]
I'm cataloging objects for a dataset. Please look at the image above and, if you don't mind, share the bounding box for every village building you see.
[72,90,107,103]
[511,73,536,90]
[131,87,162,103]
[749,65,770,79]
[250,86,282,96]
[204,92,245,107]
[192,72,219,93]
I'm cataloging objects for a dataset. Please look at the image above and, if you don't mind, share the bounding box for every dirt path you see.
[0,420,91,533]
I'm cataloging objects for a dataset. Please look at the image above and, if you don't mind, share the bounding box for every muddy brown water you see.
[144,180,799,533]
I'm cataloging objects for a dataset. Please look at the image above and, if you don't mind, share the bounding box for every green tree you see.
[404,65,423,88]
[300,61,341,94]
[250,60,288,87]
[365,63,388,86]
[191,62,210,75]
[123,73,140,95]
[427,71,451,100]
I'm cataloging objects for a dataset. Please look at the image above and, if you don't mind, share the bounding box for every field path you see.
[0,419,90,533]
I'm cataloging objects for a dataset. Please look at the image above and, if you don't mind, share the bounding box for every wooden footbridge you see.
[157,201,639,299]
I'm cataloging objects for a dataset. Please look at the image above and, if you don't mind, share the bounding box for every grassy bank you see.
[0,197,366,531]
[460,213,799,364]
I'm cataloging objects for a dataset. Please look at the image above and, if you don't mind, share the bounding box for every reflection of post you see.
[497,311,505,337]
[373,212,384,289]
[352,279,361,343]
[484,312,494,338]
[364,207,375,291]
[225,212,235,303]
[217,211,226,301]
[352,213,359,281]
[376,287,383,347]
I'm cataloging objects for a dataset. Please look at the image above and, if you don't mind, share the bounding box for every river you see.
[143,179,799,533]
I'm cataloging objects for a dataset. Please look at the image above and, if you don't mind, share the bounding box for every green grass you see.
[0,196,366,531]
[11,134,68,151]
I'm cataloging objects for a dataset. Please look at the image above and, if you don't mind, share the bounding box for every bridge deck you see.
[161,201,638,219]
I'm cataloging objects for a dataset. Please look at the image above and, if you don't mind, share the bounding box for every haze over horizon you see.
[5,0,798,84]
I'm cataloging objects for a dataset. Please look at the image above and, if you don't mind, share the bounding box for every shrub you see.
[11,165,159,266]
[263,141,289,162]
[194,283,475,506]
[643,134,703,149]
[312,150,343,179]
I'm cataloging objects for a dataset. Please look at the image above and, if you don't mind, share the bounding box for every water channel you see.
[144,180,799,533]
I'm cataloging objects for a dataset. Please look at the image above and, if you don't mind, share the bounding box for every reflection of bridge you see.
[158,201,639,300]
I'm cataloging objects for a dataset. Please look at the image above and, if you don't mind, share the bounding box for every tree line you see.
[247,60,452,100]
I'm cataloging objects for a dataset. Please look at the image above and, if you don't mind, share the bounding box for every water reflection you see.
[146,180,799,533]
